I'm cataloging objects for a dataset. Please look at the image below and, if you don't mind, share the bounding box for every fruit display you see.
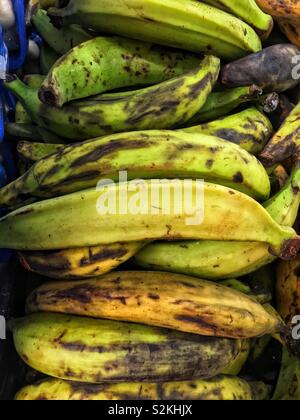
[1,0,300,402]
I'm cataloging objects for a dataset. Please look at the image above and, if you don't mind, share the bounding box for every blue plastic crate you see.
[0,0,28,262]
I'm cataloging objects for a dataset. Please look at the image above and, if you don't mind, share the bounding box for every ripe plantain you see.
[260,102,300,166]
[47,0,262,60]
[27,271,283,339]
[32,9,93,55]
[182,108,273,154]
[16,108,273,164]
[19,242,146,280]
[39,36,200,107]
[0,180,297,257]
[15,376,268,400]
[276,256,300,324]
[0,130,271,207]
[135,167,300,279]
[278,20,300,48]
[12,313,242,383]
[5,56,220,140]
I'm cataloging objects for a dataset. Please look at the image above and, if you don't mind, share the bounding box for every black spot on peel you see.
[206,159,214,169]
[80,247,128,267]
[233,172,244,183]
[70,139,150,168]
[54,170,101,187]
[148,293,160,300]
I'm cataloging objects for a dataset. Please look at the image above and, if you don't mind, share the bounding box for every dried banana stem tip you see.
[277,237,300,261]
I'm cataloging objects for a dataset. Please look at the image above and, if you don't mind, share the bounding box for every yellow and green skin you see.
[38,35,200,107]
[0,130,270,207]
[5,56,220,140]
[15,376,268,400]
[135,166,300,279]
[12,313,242,383]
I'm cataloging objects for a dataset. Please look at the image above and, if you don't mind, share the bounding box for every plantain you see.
[185,85,262,124]
[135,167,300,279]
[5,56,220,140]
[15,75,46,125]
[19,242,146,280]
[222,340,250,375]
[256,0,300,20]
[5,123,67,144]
[182,108,273,154]
[12,313,242,383]
[220,44,300,93]
[202,0,273,39]
[15,108,274,164]
[276,256,300,324]
[32,9,93,55]
[273,347,300,400]
[17,141,63,163]
[47,0,262,60]
[15,376,268,400]
[27,271,284,339]
[39,43,60,75]
[260,102,300,166]
[278,20,300,48]
[1,179,297,258]
[0,130,271,208]
[39,36,200,107]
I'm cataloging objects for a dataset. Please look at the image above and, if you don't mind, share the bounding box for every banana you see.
[0,130,271,208]
[15,376,268,400]
[12,313,242,383]
[15,108,274,163]
[182,108,273,154]
[39,36,200,107]
[0,180,297,256]
[256,0,300,20]
[27,271,283,339]
[134,167,300,279]
[5,56,220,140]
[202,0,273,39]
[19,242,146,280]
[15,75,46,125]
[278,20,300,48]
[40,43,60,75]
[32,9,93,55]
[185,85,262,124]
[270,165,289,193]
[47,0,262,60]
[222,340,250,375]
[273,348,300,400]
[220,44,300,93]
[276,256,300,324]
[5,123,66,144]
[260,102,300,166]
[17,141,63,163]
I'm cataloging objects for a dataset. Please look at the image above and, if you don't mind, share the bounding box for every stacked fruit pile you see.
[1,0,300,400]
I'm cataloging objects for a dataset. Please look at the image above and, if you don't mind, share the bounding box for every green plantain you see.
[5,56,220,140]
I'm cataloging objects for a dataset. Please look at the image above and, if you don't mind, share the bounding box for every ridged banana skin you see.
[186,85,262,125]
[47,0,262,60]
[27,272,282,339]
[276,256,300,324]
[260,103,300,166]
[32,9,92,55]
[182,108,273,155]
[134,168,300,279]
[202,0,273,39]
[19,242,146,280]
[0,130,271,208]
[5,56,220,140]
[39,36,200,107]
[12,313,241,383]
[15,376,268,400]
[0,180,297,256]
